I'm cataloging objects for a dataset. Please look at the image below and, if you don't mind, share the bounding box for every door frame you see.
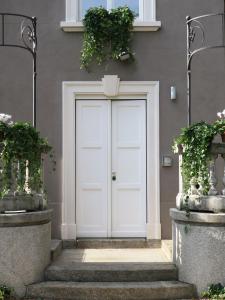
[62,77,161,240]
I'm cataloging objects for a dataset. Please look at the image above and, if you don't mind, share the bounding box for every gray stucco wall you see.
[0,0,224,238]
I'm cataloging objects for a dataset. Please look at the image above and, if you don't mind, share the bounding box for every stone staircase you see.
[25,240,196,300]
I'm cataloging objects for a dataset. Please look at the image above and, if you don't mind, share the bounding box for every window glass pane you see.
[80,0,107,18]
[114,0,139,17]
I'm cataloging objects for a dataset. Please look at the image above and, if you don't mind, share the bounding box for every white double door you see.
[76,100,146,238]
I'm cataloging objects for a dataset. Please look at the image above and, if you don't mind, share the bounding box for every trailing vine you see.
[110,7,135,61]
[213,118,225,135]
[81,6,135,69]
[0,121,54,198]
[173,120,225,195]
[202,283,225,299]
[0,285,13,300]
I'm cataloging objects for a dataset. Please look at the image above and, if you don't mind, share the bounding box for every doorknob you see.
[112,172,116,181]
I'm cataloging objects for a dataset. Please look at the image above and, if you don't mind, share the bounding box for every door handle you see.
[112,172,116,181]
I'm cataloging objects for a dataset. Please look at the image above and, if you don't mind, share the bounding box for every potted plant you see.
[173,121,215,195]
[0,114,53,298]
[80,6,135,69]
[110,6,135,62]
[0,114,55,213]
[173,112,225,213]
[171,116,225,296]
[201,283,225,299]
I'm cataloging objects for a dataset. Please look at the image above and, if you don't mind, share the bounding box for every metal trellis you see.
[187,13,225,126]
[0,13,37,127]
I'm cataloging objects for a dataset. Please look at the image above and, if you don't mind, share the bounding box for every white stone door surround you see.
[62,76,161,240]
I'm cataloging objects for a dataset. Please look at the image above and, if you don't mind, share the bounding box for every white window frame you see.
[61,0,161,32]
[78,0,143,22]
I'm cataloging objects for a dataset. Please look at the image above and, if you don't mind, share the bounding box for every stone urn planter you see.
[0,117,53,298]
[171,208,225,296]
[172,141,225,296]
[0,209,52,298]
[0,193,47,213]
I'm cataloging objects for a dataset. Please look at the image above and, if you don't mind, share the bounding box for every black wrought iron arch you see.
[186,13,225,126]
[0,13,37,127]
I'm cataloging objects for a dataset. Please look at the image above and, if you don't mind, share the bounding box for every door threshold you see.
[63,238,161,249]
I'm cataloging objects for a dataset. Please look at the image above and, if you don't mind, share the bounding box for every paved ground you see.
[55,248,171,264]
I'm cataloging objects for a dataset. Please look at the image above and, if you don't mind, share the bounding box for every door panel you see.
[76,100,146,238]
[111,100,146,237]
[76,100,109,237]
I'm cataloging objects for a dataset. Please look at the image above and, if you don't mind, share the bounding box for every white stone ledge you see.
[60,21,161,32]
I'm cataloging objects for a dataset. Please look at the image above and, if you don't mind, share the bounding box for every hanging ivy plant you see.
[110,6,135,61]
[0,121,54,198]
[81,6,135,69]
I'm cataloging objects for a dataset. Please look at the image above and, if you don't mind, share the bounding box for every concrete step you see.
[74,239,161,249]
[56,248,169,264]
[45,262,177,282]
[51,240,63,262]
[162,240,173,261]
[26,281,196,300]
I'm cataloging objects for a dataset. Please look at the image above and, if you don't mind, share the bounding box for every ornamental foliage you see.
[0,285,12,300]
[0,121,54,197]
[81,6,135,69]
[173,120,225,194]
[202,283,225,299]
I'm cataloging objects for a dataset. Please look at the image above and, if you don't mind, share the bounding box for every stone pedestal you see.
[0,210,52,297]
[170,208,225,295]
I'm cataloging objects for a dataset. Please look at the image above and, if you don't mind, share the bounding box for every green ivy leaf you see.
[80,6,135,69]
[0,121,55,197]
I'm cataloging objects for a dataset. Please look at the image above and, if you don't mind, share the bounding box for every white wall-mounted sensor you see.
[170,86,176,100]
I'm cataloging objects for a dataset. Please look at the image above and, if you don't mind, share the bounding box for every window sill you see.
[60,21,161,32]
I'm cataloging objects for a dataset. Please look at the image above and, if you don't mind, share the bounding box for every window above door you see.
[79,0,141,21]
[60,0,161,32]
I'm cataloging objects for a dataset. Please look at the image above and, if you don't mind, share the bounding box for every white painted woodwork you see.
[61,0,161,31]
[62,80,160,240]
[76,101,109,237]
[112,101,146,237]
[76,100,146,238]
[64,0,158,22]
[60,21,161,32]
